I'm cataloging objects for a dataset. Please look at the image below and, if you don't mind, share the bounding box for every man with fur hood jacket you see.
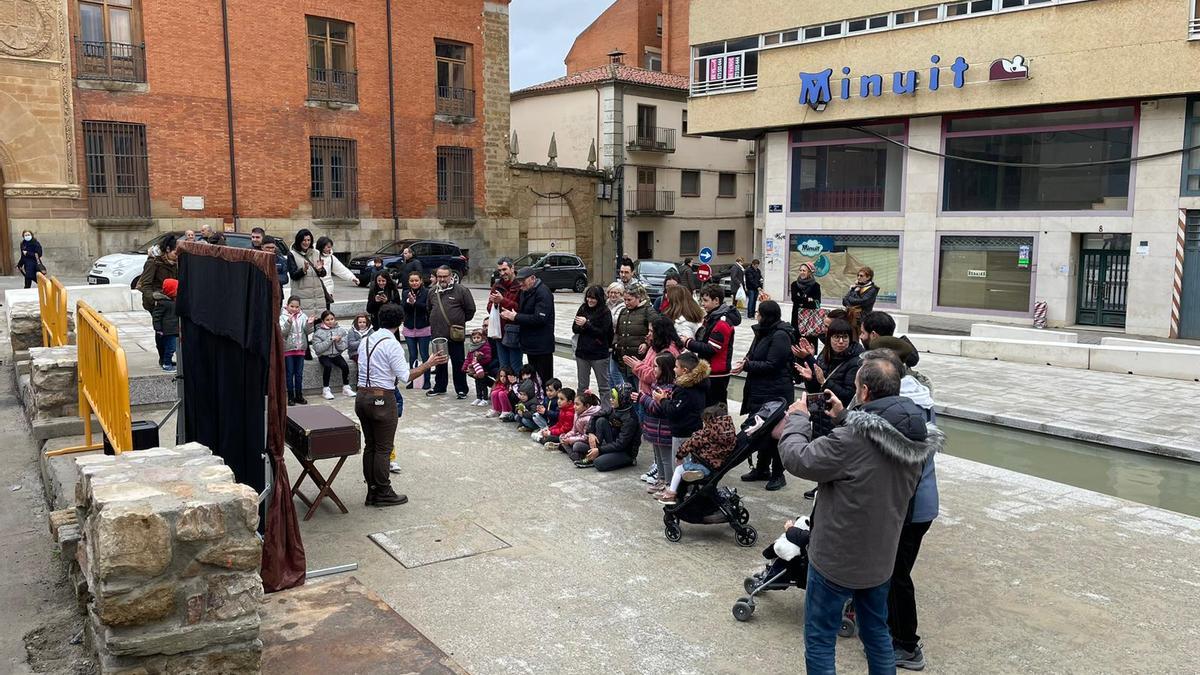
[777,349,944,675]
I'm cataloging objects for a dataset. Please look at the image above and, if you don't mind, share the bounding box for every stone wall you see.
[29,345,78,420]
[72,444,263,674]
[508,164,613,282]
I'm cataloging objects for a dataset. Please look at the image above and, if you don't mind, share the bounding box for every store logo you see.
[796,238,825,257]
[989,55,1029,81]
[799,55,970,108]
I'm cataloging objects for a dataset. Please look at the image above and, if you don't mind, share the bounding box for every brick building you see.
[565,0,691,76]
[1,0,518,278]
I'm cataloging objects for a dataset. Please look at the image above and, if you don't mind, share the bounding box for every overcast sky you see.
[510,0,614,91]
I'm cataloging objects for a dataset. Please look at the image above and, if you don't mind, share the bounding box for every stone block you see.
[90,505,173,581]
[48,507,78,538]
[94,582,176,627]
[176,503,227,541]
[9,307,45,353]
[1088,345,1200,382]
[909,334,962,356]
[970,323,1078,343]
[29,345,79,420]
[97,640,262,675]
[959,338,1092,370]
[1099,337,1200,352]
[196,539,262,572]
[91,608,259,658]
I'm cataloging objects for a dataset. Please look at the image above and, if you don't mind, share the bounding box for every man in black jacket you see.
[502,266,555,383]
[744,259,764,317]
[399,247,423,283]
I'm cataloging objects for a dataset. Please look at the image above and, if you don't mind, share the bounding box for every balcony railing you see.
[690,73,758,97]
[625,189,676,215]
[745,192,755,215]
[307,68,358,104]
[75,40,145,83]
[794,187,884,212]
[436,86,476,118]
[1191,13,1200,39]
[626,126,677,153]
[438,198,475,221]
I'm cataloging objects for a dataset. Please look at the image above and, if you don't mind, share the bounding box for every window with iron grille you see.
[306,17,357,104]
[310,137,358,219]
[437,147,474,220]
[435,40,474,117]
[76,0,145,82]
[83,121,150,220]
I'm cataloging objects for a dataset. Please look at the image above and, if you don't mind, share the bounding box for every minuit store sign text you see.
[798,55,1027,107]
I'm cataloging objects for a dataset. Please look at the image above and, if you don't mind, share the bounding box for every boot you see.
[287,393,296,407]
[741,468,769,482]
[373,487,408,507]
[364,486,376,507]
[765,475,787,491]
[295,393,308,405]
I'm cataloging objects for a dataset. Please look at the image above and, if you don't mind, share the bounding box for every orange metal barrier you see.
[46,301,132,456]
[36,272,69,348]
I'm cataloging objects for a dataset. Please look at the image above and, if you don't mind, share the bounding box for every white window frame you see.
[1191,0,1200,40]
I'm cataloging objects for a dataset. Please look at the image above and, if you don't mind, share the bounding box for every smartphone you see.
[806,390,830,415]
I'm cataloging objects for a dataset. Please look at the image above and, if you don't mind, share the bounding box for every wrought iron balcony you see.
[626,126,676,153]
[436,86,476,118]
[75,39,146,83]
[625,189,676,215]
[307,68,358,104]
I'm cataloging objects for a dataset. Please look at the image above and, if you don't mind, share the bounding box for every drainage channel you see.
[552,344,1200,517]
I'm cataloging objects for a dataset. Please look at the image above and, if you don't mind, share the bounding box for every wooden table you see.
[285,405,360,521]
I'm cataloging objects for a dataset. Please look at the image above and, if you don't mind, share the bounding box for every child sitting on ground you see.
[656,402,737,504]
[508,364,543,424]
[572,384,643,470]
[555,391,602,455]
[280,296,314,406]
[464,327,494,406]
[533,387,576,444]
[523,378,561,433]
[311,310,354,400]
[487,366,516,419]
[346,314,373,364]
[151,278,179,372]
[634,352,676,494]
[654,350,709,488]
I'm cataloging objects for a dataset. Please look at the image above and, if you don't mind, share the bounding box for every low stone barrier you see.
[72,444,263,674]
[970,323,1078,343]
[29,345,79,420]
[1099,337,1200,352]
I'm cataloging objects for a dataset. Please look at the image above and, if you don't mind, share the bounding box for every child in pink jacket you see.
[552,391,603,456]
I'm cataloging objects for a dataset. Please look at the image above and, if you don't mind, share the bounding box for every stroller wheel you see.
[734,526,758,548]
[838,617,858,638]
[735,507,751,525]
[743,576,759,595]
[732,598,755,622]
[664,523,683,542]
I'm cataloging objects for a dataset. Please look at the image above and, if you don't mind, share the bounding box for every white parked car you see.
[87,232,184,287]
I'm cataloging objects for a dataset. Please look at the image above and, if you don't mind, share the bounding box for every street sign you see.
[697,263,712,282]
[698,247,714,264]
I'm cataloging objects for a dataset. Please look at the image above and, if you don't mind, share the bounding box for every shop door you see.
[1180,213,1200,338]
[1076,234,1130,328]
[637,231,654,260]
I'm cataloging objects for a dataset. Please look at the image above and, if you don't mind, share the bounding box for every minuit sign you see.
[799,55,970,107]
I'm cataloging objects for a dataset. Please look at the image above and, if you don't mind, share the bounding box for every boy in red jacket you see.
[533,387,576,444]
[685,283,742,407]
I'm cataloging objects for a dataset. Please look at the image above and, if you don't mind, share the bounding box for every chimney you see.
[607,49,625,65]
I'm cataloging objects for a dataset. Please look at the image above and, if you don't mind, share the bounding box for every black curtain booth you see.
[176,242,306,592]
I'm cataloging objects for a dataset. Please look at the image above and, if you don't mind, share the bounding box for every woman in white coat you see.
[315,236,360,302]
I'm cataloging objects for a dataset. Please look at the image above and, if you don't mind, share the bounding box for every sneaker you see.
[646,481,666,494]
[484,410,500,418]
[640,465,658,484]
[499,412,515,422]
[656,491,678,505]
[544,442,561,451]
[426,390,445,397]
[530,431,543,442]
[342,385,355,397]
[682,470,705,483]
[389,462,402,474]
[474,398,486,406]
[161,364,176,373]
[322,387,335,400]
[895,645,926,671]
[456,393,468,400]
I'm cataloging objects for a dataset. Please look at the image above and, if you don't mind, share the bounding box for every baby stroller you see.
[661,398,789,547]
[731,505,858,637]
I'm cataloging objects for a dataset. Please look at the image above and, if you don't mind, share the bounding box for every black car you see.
[490,252,589,292]
[348,239,470,284]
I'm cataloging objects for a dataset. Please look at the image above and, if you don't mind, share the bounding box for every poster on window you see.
[724,54,742,80]
[708,57,725,82]
[788,234,900,305]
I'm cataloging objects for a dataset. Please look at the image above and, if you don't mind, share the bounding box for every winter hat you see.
[162,278,178,299]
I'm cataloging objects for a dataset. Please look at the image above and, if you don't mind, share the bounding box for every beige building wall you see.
[511,88,599,167]
[689,0,1200,134]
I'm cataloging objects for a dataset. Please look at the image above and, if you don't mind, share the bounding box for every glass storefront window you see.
[943,104,1135,212]
[937,235,1035,312]
[789,123,905,213]
[788,233,900,305]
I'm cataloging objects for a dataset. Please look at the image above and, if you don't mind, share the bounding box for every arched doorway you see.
[0,167,10,275]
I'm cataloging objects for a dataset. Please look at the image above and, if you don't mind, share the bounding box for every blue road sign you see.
[698,247,714,264]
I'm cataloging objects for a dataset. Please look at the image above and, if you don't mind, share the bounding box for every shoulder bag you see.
[434,289,466,342]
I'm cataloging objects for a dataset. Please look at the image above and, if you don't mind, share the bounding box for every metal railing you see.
[307,68,358,104]
[1191,15,1200,39]
[47,301,133,457]
[75,39,146,83]
[436,86,475,117]
[437,199,475,220]
[690,73,758,96]
[626,126,677,152]
[625,189,676,215]
[745,192,756,215]
[36,272,69,348]
[794,187,884,212]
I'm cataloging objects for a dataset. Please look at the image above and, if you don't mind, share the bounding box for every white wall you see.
[511,88,599,168]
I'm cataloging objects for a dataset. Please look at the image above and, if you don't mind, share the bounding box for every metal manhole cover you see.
[369,521,510,569]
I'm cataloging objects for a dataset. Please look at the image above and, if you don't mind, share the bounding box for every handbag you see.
[501,323,520,348]
[796,308,827,336]
[433,289,465,342]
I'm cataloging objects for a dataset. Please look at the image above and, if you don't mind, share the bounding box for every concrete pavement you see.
[465,288,1200,462]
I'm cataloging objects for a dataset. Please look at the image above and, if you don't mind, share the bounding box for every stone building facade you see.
[2,0,520,280]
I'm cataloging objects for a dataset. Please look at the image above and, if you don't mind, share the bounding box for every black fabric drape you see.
[177,242,306,592]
